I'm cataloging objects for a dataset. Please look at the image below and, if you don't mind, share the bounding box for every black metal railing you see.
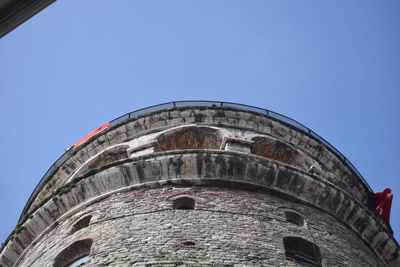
[19,100,373,221]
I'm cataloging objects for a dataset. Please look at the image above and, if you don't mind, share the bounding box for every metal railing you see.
[19,101,373,221]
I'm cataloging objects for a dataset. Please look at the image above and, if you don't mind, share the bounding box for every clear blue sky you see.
[1,0,399,244]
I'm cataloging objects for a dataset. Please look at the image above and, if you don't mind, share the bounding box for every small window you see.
[173,197,195,210]
[70,216,92,234]
[285,211,304,226]
[283,237,321,266]
[180,240,196,246]
[53,239,93,267]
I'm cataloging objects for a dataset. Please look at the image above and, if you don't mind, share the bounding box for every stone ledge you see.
[25,107,373,216]
[1,151,398,267]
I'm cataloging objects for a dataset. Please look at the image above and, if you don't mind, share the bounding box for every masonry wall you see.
[18,186,380,266]
[26,107,374,214]
[1,106,398,267]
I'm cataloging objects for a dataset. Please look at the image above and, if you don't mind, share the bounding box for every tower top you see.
[1,101,398,266]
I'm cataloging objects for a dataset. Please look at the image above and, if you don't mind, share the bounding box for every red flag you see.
[74,122,111,148]
[374,188,393,224]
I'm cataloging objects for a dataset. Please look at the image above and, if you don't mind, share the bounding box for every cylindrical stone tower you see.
[1,101,398,266]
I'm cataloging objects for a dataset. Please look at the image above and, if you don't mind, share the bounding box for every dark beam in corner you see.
[0,0,56,38]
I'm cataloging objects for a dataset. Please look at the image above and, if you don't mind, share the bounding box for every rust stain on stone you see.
[154,127,222,152]
[251,137,298,166]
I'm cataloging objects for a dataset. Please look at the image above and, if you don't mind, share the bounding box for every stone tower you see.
[0,101,398,266]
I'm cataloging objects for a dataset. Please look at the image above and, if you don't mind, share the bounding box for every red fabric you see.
[74,122,111,148]
[374,188,393,224]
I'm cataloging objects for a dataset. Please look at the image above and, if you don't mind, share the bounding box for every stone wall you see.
[1,152,398,266]
[1,106,398,267]
[26,107,374,215]
[18,186,380,266]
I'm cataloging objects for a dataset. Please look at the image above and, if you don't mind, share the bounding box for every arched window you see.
[154,127,222,152]
[53,239,93,267]
[283,237,321,266]
[173,197,195,210]
[70,216,92,234]
[284,211,304,226]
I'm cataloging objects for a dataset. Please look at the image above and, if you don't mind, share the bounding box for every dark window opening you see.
[53,239,93,267]
[283,237,321,266]
[285,211,304,226]
[181,240,196,246]
[70,216,92,234]
[173,197,195,210]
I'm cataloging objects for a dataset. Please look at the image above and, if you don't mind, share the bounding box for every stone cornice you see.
[23,107,374,218]
[1,151,398,266]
